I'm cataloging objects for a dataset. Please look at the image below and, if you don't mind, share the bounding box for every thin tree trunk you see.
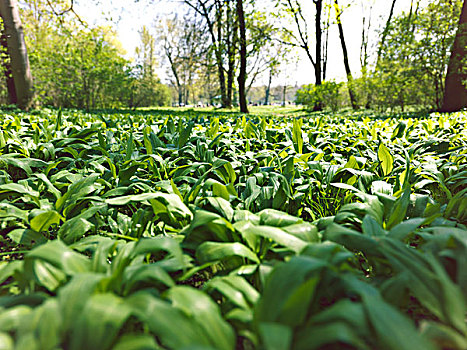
[282,85,287,107]
[186,0,228,108]
[314,0,322,85]
[322,3,330,81]
[441,0,467,112]
[376,0,397,65]
[215,0,229,108]
[236,0,248,113]
[335,0,358,109]
[264,69,272,105]
[226,0,237,107]
[0,0,33,110]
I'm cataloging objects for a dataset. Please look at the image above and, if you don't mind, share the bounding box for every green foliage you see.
[0,107,466,349]
[14,1,171,109]
[367,0,463,111]
[295,81,343,111]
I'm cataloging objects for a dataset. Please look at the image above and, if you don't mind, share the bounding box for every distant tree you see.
[441,0,467,112]
[237,0,248,113]
[376,0,397,65]
[0,0,33,109]
[372,0,462,111]
[157,15,209,106]
[131,26,171,108]
[333,0,357,109]
[184,0,231,107]
[277,0,329,87]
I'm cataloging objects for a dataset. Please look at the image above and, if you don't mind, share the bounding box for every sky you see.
[75,0,428,87]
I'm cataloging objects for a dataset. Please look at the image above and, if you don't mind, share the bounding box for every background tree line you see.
[0,0,465,112]
[293,0,466,112]
[0,0,171,110]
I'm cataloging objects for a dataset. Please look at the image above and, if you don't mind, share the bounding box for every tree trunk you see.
[0,0,33,110]
[214,0,229,108]
[264,69,272,105]
[335,0,358,110]
[186,0,228,108]
[282,85,287,107]
[376,0,397,65]
[236,0,248,113]
[226,0,237,108]
[314,0,322,86]
[441,0,467,112]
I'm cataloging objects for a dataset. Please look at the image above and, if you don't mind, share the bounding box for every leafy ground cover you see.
[0,107,466,350]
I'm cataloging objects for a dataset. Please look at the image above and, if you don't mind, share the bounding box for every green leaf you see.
[0,332,14,350]
[235,222,307,254]
[362,293,436,350]
[8,229,47,246]
[113,335,159,350]
[258,209,302,227]
[259,322,292,350]
[255,256,327,326]
[0,306,32,332]
[205,276,259,310]
[386,186,411,230]
[196,242,260,264]
[206,197,234,221]
[58,217,94,243]
[378,143,394,176]
[26,240,91,275]
[167,286,236,350]
[178,120,194,149]
[292,118,303,154]
[0,183,39,198]
[128,288,235,350]
[70,293,132,350]
[30,210,62,232]
[387,218,425,240]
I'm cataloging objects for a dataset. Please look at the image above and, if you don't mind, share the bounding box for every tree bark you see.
[334,0,358,110]
[282,85,287,107]
[0,0,33,110]
[226,0,237,107]
[264,68,272,105]
[215,0,229,108]
[376,0,397,65]
[314,0,322,86]
[184,0,229,108]
[236,0,248,113]
[441,0,467,112]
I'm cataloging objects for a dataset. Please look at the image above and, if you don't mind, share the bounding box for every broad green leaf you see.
[292,118,303,154]
[236,222,307,254]
[167,286,235,350]
[386,186,411,230]
[196,242,260,264]
[26,240,91,275]
[113,335,159,350]
[205,276,259,310]
[362,293,436,350]
[0,306,32,332]
[7,229,47,246]
[258,209,302,227]
[30,210,62,232]
[378,143,394,176]
[58,217,94,243]
[0,332,13,350]
[255,256,327,326]
[70,293,132,350]
[259,322,292,350]
[0,183,39,198]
